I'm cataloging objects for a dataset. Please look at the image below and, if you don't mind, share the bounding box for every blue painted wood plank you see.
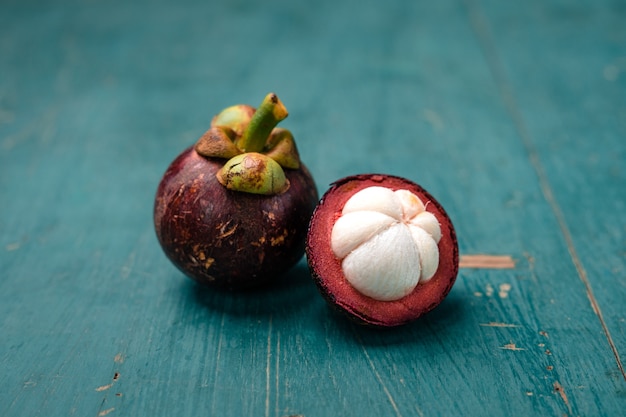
[468,0,626,393]
[1,0,625,416]
[471,0,626,356]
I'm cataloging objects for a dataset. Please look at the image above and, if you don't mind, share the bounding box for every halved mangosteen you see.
[306,174,458,327]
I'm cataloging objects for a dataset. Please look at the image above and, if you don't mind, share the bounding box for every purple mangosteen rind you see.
[305,174,459,327]
[154,94,319,290]
[155,147,318,290]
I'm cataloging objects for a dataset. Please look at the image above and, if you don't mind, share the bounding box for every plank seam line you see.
[210,312,226,415]
[265,315,273,417]
[275,331,281,417]
[353,330,407,417]
[463,0,625,381]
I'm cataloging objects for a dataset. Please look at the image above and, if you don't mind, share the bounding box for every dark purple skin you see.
[154,147,319,290]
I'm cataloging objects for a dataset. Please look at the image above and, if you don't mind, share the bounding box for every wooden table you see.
[1,0,624,415]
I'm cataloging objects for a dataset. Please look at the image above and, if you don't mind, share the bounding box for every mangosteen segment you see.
[330,186,442,301]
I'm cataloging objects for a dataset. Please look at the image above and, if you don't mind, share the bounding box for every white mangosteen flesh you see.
[330,186,442,301]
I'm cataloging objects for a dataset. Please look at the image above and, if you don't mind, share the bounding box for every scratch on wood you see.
[459,254,516,269]
[422,108,444,132]
[524,252,538,282]
[98,408,115,416]
[210,312,226,414]
[2,107,58,150]
[265,315,273,417]
[95,372,120,392]
[120,252,135,280]
[480,322,520,328]
[114,353,125,364]
[0,108,15,123]
[358,342,404,417]
[5,242,21,251]
[498,283,512,298]
[275,331,281,417]
[485,284,494,297]
[553,382,573,415]
[499,343,525,351]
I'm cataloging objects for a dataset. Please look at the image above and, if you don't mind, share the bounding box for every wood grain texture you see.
[1,0,624,416]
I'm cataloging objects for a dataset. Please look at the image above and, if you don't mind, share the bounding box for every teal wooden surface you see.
[1,0,624,416]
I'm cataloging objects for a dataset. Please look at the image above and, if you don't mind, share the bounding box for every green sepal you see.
[195,127,242,159]
[216,152,289,195]
[211,104,256,137]
[195,93,302,195]
[264,128,301,169]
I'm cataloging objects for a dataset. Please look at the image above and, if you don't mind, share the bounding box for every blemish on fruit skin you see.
[217,221,238,239]
[204,258,215,269]
[263,210,277,222]
[188,254,200,267]
[270,229,288,246]
[251,236,267,247]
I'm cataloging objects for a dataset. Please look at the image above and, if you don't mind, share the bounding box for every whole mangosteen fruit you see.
[306,174,458,327]
[154,93,318,290]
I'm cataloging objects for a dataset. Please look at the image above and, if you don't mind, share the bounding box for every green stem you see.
[237,93,288,153]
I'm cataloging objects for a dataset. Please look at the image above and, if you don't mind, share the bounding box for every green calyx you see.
[194,93,301,195]
[216,153,289,195]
